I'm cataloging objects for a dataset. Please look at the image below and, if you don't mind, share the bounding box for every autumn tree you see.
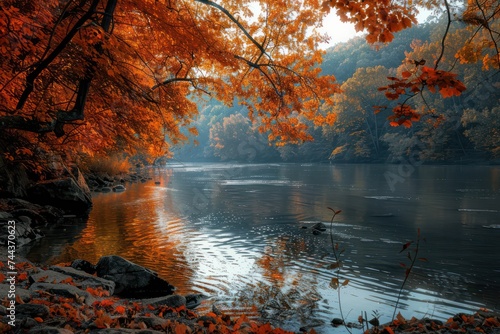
[376,0,499,127]
[1,0,342,180]
[209,113,257,161]
[462,107,500,158]
[2,0,498,188]
[325,66,393,160]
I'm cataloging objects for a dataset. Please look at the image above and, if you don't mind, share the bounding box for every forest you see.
[1,1,500,333]
[1,0,499,195]
[174,15,500,164]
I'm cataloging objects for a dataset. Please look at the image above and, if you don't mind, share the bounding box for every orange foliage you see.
[2,0,487,165]
[0,0,340,164]
[378,63,466,127]
[321,0,417,44]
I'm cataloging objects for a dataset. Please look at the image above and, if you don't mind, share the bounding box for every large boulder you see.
[0,214,43,247]
[95,255,175,298]
[27,177,92,215]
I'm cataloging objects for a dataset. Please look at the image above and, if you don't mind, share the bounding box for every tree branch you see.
[435,0,451,69]
[194,0,271,60]
[151,77,196,90]
[16,0,101,111]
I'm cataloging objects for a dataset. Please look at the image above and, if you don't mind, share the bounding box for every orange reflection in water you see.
[51,171,195,293]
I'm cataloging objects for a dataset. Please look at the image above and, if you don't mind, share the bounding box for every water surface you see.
[25,163,500,333]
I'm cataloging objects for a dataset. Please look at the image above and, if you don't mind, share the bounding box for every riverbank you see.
[0,255,295,334]
[1,254,499,334]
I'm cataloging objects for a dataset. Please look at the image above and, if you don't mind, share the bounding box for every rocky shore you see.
[0,254,295,334]
[1,253,500,334]
[1,165,499,333]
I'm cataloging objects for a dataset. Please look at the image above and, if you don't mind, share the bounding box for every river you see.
[24,163,500,333]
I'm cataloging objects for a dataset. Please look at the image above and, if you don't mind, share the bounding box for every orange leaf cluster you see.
[378,65,466,127]
[321,0,417,44]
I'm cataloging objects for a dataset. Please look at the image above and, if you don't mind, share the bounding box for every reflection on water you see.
[24,163,500,333]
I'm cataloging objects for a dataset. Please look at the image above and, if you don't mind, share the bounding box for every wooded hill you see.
[174,15,499,164]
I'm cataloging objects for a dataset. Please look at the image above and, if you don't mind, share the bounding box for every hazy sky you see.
[320,8,432,48]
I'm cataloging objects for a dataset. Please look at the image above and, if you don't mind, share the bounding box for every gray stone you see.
[95,255,175,298]
[70,259,96,274]
[0,211,13,219]
[89,329,164,334]
[17,304,50,318]
[132,316,169,328]
[29,270,73,285]
[312,222,327,232]
[112,185,126,192]
[28,327,74,334]
[0,285,31,302]
[0,220,43,247]
[27,177,92,215]
[50,266,115,294]
[140,295,186,309]
[185,293,208,309]
[29,283,95,305]
[196,315,217,325]
[71,167,91,200]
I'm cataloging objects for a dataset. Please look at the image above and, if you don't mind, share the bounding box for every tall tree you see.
[326,66,393,160]
[2,0,498,178]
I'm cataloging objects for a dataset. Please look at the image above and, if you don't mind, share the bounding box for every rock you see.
[312,222,327,232]
[0,158,30,197]
[88,329,164,333]
[3,198,64,226]
[101,187,112,193]
[331,318,344,326]
[95,255,175,298]
[185,293,208,309]
[17,304,50,318]
[312,229,322,235]
[70,167,92,199]
[0,285,32,302]
[132,316,169,328]
[50,265,115,294]
[29,283,95,305]
[0,211,13,220]
[27,177,92,215]
[70,259,96,275]
[112,185,126,192]
[10,210,47,226]
[196,315,217,325]
[141,295,186,309]
[29,270,73,285]
[0,219,43,247]
[28,327,74,334]
[212,304,222,316]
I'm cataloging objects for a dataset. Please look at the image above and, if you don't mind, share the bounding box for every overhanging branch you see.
[194,0,271,60]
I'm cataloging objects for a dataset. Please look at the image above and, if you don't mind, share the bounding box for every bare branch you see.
[435,0,451,70]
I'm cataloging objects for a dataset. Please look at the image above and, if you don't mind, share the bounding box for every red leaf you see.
[401,71,412,79]
[115,305,126,314]
[399,241,413,253]
[384,326,395,334]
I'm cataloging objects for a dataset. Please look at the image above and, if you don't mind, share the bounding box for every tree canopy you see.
[1,0,499,174]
